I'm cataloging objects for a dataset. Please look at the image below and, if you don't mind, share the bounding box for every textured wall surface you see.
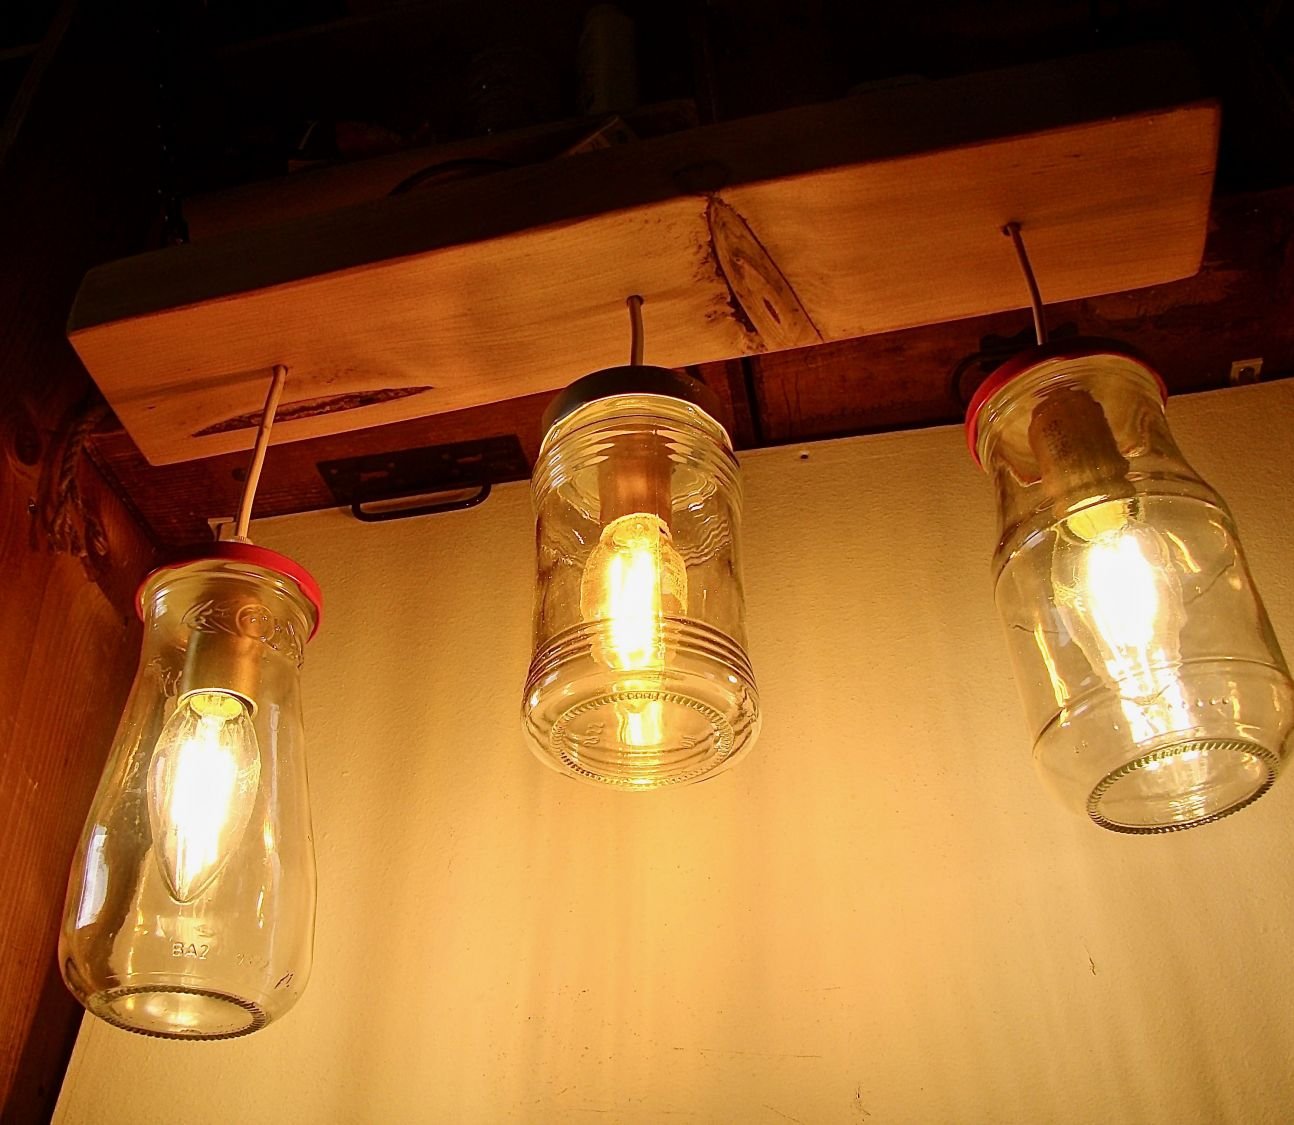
[56,382,1294,1125]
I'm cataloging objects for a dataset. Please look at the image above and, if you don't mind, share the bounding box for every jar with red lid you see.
[60,544,322,1038]
[968,342,1294,832]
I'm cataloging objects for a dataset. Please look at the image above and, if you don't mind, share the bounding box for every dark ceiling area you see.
[6,1,1294,550]
[75,1,1294,205]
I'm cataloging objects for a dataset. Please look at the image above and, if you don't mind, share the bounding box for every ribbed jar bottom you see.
[1087,738,1277,833]
[1034,658,1293,832]
[523,619,759,789]
[89,984,267,1040]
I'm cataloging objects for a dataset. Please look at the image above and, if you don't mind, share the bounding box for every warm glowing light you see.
[1055,503,1192,743]
[147,691,261,903]
[617,698,667,748]
[582,513,687,670]
[579,513,687,750]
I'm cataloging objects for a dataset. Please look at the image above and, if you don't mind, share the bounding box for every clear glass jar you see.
[969,341,1294,833]
[523,366,760,788]
[59,543,322,1038]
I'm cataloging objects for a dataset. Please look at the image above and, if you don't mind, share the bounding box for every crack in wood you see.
[705,195,823,352]
[193,386,434,436]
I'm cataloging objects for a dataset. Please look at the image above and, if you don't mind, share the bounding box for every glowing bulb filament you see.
[618,698,667,749]
[581,514,688,673]
[147,691,261,903]
[1057,506,1192,743]
[580,513,688,751]
[1082,535,1165,687]
[603,540,666,670]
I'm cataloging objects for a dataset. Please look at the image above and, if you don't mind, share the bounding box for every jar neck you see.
[977,354,1167,478]
[142,560,317,671]
[532,394,739,514]
[976,356,1219,561]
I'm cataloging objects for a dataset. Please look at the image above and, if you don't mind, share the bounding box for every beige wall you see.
[56,382,1294,1125]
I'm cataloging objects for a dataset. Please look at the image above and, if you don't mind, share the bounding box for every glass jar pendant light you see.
[969,226,1294,832]
[523,297,760,788]
[60,367,324,1038]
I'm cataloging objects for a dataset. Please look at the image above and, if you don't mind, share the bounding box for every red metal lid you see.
[136,542,324,639]
[964,337,1167,468]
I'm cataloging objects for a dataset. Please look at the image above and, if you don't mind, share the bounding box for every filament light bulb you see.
[147,690,261,903]
[969,342,1294,832]
[579,512,688,751]
[523,364,760,788]
[1052,503,1192,744]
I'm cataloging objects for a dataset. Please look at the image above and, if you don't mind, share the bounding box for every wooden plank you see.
[0,4,158,1121]
[751,186,1294,445]
[67,44,1218,466]
[83,184,1294,552]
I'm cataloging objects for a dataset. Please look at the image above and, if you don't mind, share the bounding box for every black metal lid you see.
[541,365,726,435]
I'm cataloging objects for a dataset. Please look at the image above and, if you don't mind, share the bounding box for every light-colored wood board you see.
[750,188,1294,445]
[67,46,1218,466]
[722,111,1218,342]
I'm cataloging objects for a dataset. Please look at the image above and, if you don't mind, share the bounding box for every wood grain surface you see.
[82,183,1294,552]
[751,186,1294,444]
[67,45,1217,466]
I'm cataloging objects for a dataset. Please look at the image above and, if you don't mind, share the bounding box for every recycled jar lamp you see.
[969,227,1294,832]
[60,367,324,1038]
[522,297,760,788]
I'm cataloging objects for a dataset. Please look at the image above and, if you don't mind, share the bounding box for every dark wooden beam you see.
[0,4,158,1120]
[181,100,702,242]
[83,359,756,550]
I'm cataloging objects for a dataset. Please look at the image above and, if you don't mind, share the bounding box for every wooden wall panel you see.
[0,6,156,1121]
[0,460,153,1122]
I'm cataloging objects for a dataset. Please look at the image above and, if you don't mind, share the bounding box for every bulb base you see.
[1026,385,1134,518]
[179,611,264,711]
